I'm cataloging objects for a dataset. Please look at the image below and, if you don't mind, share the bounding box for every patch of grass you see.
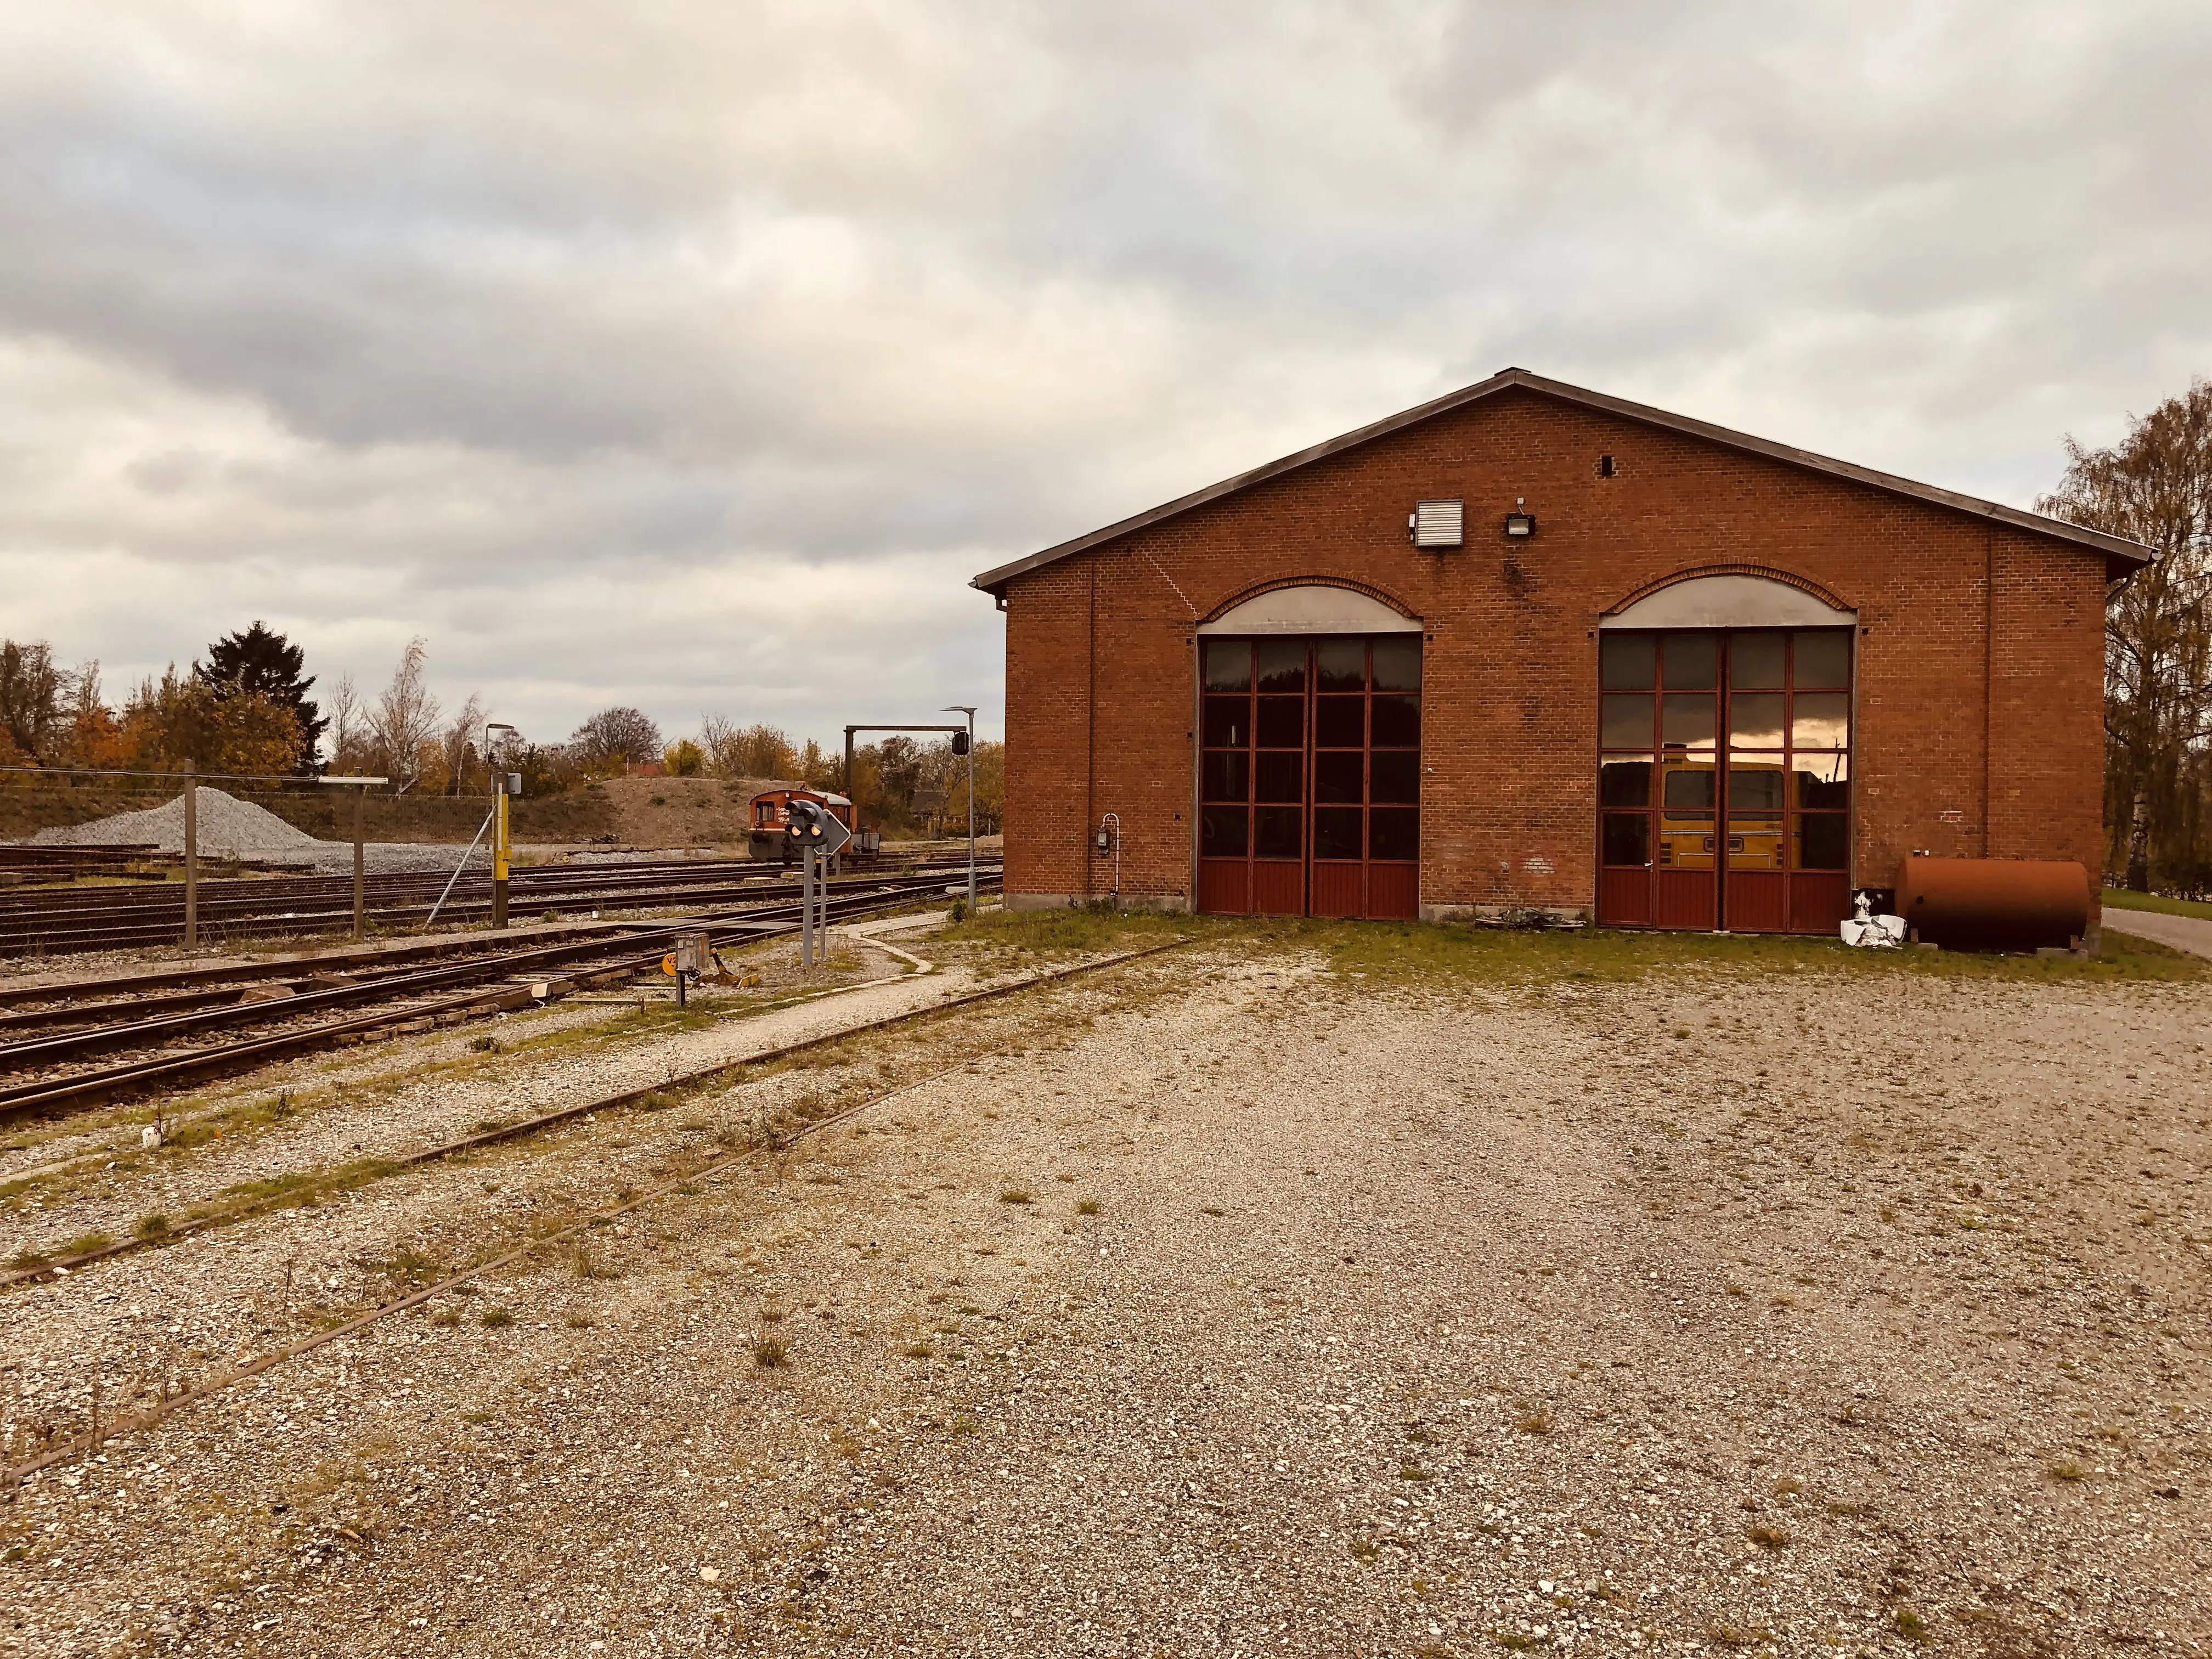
[430,1310,461,1328]
[133,1213,171,1239]
[5,1247,52,1270]
[573,1245,619,1280]
[563,1313,595,1329]
[1076,1197,1101,1215]
[930,904,1193,958]
[2102,887,2212,921]
[999,1189,1032,1205]
[1310,910,2211,988]
[467,1035,503,1054]
[2049,1461,2086,1482]
[1745,1524,1790,1549]
[480,1307,514,1328]
[1514,1406,1555,1435]
[1398,1464,1432,1481]
[58,1231,114,1257]
[1347,1536,1380,1560]
[903,1342,934,1359]
[1892,1607,1929,1641]
[1199,1205,1226,1217]
[753,1336,788,1368]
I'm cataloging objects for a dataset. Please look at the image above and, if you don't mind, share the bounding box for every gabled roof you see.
[970,367,2153,594]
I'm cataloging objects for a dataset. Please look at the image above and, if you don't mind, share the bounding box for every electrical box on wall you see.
[1409,499,1463,548]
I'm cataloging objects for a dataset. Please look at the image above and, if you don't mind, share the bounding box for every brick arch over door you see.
[1198,579,1423,634]
[1602,566,1857,627]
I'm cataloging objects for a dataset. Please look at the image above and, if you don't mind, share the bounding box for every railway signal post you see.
[786,800,851,968]
[942,705,978,908]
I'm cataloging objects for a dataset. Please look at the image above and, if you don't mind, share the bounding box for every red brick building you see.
[973,370,2147,930]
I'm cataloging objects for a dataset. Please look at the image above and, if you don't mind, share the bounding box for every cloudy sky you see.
[1,2,2205,751]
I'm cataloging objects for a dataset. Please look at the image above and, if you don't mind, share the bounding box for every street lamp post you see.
[941,706,977,908]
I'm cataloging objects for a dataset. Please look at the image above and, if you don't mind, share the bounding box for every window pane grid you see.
[1599,629,1849,877]
[1200,636,1423,899]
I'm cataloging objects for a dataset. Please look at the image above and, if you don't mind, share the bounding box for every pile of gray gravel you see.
[22,787,485,875]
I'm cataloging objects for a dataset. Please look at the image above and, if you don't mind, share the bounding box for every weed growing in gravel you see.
[1199,1205,1226,1217]
[133,1213,171,1239]
[58,1231,113,1257]
[1514,1404,1555,1435]
[1000,1189,1032,1205]
[564,1313,595,1329]
[1076,1197,1101,1215]
[903,1342,934,1359]
[480,1307,514,1328]
[2049,1460,2086,1481]
[1891,1607,1929,1641]
[1708,1621,1774,1647]
[753,1336,788,1368]
[1745,1523,1790,1549]
[430,1310,461,1328]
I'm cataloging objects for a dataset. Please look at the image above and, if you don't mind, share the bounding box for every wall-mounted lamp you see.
[1503,497,1536,539]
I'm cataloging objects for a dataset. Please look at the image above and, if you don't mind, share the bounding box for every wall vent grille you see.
[1410,499,1464,549]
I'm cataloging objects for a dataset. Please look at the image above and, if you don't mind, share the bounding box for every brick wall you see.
[998,387,2108,916]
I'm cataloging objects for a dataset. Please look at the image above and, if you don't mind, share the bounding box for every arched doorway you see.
[1595,574,1855,933]
[1195,584,1422,919]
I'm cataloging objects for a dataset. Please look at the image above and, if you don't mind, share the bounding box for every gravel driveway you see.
[2,934,2206,1658]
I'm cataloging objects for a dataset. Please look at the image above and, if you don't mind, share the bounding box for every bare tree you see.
[437,693,487,795]
[369,638,441,794]
[2039,379,2212,890]
[571,706,662,770]
[325,674,365,772]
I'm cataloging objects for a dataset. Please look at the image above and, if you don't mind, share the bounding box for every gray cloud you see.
[0,0,2205,746]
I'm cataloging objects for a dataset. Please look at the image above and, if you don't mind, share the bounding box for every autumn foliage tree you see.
[2039,379,2212,891]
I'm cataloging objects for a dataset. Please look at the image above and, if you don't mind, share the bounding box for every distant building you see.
[974,369,2147,931]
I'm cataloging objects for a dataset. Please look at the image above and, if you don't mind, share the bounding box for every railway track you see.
[0,845,979,955]
[0,938,1188,1482]
[0,865,998,1122]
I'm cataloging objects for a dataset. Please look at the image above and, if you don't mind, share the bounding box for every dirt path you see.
[2,940,2206,1657]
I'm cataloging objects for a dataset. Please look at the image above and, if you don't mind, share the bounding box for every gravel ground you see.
[22,789,479,875]
[1,936,2206,1658]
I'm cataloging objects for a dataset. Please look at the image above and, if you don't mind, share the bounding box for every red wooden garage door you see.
[1596,628,1853,933]
[1198,635,1420,920]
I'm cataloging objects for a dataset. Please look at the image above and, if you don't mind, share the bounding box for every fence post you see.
[182,761,197,951]
[352,786,365,943]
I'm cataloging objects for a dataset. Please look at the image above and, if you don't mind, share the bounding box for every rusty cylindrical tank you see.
[1893,858,2091,952]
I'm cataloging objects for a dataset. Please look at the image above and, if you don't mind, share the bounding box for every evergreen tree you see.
[196,620,326,771]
